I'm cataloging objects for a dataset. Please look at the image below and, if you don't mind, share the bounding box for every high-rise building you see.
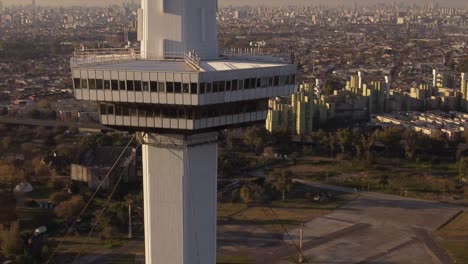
[462,73,468,111]
[70,0,296,263]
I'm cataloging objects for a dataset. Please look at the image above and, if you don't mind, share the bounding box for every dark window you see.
[107,105,114,115]
[232,80,238,91]
[134,81,142,91]
[111,80,119,91]
[122,106,130,116]
[104,80,111,90]
[285,75,290,85]
[126,80,135,91]
[186,109,193,120]
[243,79,249,89]
[88,79,96,90]
[130,108,138,117]
[256,78,262,88]
[268,77,273,87]
[143,82,150,92]
[174,82,182,93]
[279,76,285,86]
[177,109,186,119]
[182,83,190,93]
[274,76,280,86]
[159,82,166,93]
[154,108,161,117]
[190,83,198,94]
[81,79,88,89]
[219,81,225,92]
[213,82,219,93]
[139,109,147,118]
[166,82,174,93]
[291,74,296,84]
[207,83,212,93]
[119,80,126,91]
[250,78,256,89]
[169,109,177,118]
[115,105,123,115]
[73,78,81,89]
[100,104,107,114]
[150,81,158,92]
[161,109,169,118]
[238,80,244,90]
[226,81,232,91]
[199,83,206,94]
[96,79,103,90]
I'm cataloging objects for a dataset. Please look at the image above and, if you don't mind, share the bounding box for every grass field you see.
[287,156,461,201]
[434,211,468,264]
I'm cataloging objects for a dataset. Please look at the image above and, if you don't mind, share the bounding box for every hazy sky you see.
[1,0,466,8]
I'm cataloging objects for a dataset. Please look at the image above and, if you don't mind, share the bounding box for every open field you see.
[286,156,465,202]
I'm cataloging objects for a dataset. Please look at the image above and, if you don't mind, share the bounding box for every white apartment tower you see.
[70,0,297,263]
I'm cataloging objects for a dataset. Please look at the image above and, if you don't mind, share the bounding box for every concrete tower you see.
[384,75,391,100]
[358,70,363,90]
[70,0,297,263]
[139,0,218,59]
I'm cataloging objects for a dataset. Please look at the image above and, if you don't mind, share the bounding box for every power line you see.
[72,145,140,264]
[266,206,310,264]
[46,135,136,264]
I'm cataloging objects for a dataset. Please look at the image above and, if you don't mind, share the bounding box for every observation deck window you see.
[96,79,104,90]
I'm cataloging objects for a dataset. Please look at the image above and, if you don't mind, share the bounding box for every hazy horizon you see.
[0,0,466,8]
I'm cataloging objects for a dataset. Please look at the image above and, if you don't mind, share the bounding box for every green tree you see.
[54,195,85,222]
[243,127,266,153]
[336,128,352,156]
[459,157,468,182]
[267,169,294,201]
[0,222,23,259]
[377,127,402,157]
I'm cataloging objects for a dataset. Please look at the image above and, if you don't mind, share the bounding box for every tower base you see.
[141,132,218,264]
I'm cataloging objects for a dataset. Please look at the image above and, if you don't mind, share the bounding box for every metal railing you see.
[72,47,203,70]
[222,47,266,56]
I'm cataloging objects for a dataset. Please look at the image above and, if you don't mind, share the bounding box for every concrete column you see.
[141,132,218,264]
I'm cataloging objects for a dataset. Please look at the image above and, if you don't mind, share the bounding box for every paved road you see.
[271,180,463,264]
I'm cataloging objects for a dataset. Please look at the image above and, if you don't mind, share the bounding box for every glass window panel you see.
[126,80,135,91]
[104,80,111,90]
[167,82,174,93]
[199,83,206,94]
[232,80,238,91]
[73,78,81,89]
[219,81,225,92]
[99,104,107,114]
[226,81,232,91]
[174,82,182,93]
[81,79,88,89]
[89,79,96,89]
[256,78,262,88]
[274,76,280,86]
[207,83,212,93]
[268,77,274,87]
[119,80,126,91]
[115,105,123,115]
[213,82,219,93]
[122,106,129,116]
[150,81,158,92]
[158,82,166,93]
[183,83,190,93]
[143,82,150,92]
[135,81,142,91]
[107,105,114,115]
[190,83,198,94]
[111,80,119,91]
[96,79,103,90]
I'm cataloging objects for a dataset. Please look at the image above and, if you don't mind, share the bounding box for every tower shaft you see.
[142,132,218,264]
[140,0,218,59]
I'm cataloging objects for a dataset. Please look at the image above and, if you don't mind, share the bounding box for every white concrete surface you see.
[142,132,218,264]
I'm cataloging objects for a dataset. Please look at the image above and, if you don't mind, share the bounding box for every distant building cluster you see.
[267,70,468,139]
[373,111,467,141]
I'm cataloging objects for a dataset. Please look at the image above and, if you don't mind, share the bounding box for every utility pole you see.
[128,204,132,239]
[299,223,304,263]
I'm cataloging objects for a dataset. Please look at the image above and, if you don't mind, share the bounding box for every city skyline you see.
[0,0,466,8]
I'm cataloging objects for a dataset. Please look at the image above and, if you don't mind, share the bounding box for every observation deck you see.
[71,47,297,133]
